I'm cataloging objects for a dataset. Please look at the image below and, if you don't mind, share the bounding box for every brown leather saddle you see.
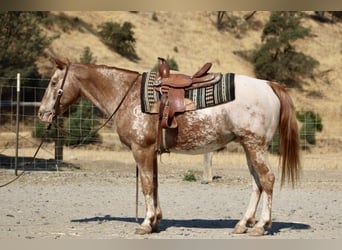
[155,57,222,128]
[154,57,222,130]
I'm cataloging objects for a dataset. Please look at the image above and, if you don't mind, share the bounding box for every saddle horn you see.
[158,57,170,78]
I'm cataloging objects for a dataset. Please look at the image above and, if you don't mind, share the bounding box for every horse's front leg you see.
[132,145,162,234]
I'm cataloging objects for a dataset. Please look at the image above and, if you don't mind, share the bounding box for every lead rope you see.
[136,164,139,221]
[0,123,52,188]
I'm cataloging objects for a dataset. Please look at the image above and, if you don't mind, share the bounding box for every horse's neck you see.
[80,66,139,116]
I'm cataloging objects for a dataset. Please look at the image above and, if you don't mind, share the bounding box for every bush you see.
[63,98,100,146]
[183,170,197,182]
[296,111,323,145]
[98,21,139,61]
[32,120,55,142]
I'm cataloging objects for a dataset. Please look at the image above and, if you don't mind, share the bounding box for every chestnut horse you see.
[38,60,301,236]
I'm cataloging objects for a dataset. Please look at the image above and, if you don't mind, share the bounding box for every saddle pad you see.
[140,71,235,114]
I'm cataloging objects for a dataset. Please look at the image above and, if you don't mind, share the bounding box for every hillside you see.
[37,11,342,147]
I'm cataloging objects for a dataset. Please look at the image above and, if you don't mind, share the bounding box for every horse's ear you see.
[54,58,67,70]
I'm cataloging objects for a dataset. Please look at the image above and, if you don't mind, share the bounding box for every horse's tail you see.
[268,82,301,187]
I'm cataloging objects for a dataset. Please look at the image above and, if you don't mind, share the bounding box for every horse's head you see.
[38,59,81,123]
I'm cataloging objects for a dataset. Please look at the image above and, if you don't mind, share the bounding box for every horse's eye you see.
[51,80,57,87]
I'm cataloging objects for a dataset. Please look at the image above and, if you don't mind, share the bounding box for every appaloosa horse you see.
[38,59,301,236]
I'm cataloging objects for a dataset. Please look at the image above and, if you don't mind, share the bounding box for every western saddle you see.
[154,57,222,128]
[154,57,222,130]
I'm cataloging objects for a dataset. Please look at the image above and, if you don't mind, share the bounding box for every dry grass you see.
[2,145,341,172]
[38,11,341,142]
[3,12,339,172]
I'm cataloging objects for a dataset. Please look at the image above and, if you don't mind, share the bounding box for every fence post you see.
[54,116,64,169]
[15,73,20,176]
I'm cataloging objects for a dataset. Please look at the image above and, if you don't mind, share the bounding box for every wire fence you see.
[0,77,341,172]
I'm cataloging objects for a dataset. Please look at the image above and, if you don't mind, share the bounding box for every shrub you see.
[63,98,100,146]
[183,170,197,182]
[296,111,323,145]
[32,120,55,142]
[152,12,158,22]
[98,21,139,61]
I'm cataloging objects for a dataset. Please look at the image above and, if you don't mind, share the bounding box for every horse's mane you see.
[53,57,140,75]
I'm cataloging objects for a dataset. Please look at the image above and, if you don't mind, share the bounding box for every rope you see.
[0,124,52,188]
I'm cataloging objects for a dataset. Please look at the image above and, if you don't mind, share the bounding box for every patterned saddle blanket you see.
[140,71,236,114]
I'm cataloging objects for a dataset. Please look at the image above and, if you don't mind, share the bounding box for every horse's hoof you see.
[232,224,248,234]
[135,224,152,235]
[249,226,265,236]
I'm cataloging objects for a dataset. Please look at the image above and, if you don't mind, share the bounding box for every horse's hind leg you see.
[132,145,162,234]
[233,138,275,236]
[232,146,262,234]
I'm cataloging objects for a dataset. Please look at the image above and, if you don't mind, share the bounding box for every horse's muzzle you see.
[38,110,54,123]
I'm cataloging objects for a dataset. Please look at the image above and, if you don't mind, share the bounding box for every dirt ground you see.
[0,149,341,239]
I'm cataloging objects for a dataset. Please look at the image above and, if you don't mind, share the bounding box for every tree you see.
[0,12,49,85]
[252,11,319,87]
[79,46,97,64]
[98,21,139,61]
